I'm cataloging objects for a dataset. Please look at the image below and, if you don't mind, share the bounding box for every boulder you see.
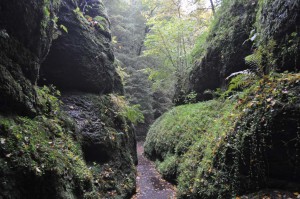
[40,0,123,94]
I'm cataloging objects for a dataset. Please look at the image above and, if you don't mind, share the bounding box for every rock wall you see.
[40,0,123,94]
[257,0,300,72]
[187,0,300,101]
[0,0,137,198]
[0,0,60,116]
[62,93,137,198]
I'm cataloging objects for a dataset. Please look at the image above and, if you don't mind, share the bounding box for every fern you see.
[221,72,257,98]
[109,94,144,125]
[96,23,105,31]
[245,52,262,69]
[228,74,249,91]
[94,16,107,22]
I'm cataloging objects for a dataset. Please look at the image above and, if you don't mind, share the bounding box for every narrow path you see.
[132,142,176,199]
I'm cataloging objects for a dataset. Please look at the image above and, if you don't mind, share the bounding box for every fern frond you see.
[227,72,257,93]
[245,52,262,68]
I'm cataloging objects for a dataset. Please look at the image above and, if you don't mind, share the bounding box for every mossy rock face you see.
[62,93,137,198]
[0,0,134,198]
[0,0,60,59]
[212,74,300,197]
[187,0,257,102]
[256,0,300,72]
[40,0,123,94]
[0,88,137,199]
[0,0,60,116]
[0,37,39,116]
[145,73,300,198]
[187,0,300,102]
[0,107,94,198]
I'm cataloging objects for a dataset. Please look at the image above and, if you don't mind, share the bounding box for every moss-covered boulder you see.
[145,73,300,198]
[40,0,123,94]
[0,87,95,199]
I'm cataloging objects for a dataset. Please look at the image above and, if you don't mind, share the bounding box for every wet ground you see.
[132,142,176,199]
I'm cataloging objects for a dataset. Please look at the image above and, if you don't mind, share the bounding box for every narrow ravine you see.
[132,142,176,199]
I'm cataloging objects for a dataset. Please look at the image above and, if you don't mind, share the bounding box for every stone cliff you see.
[0,0,136,198]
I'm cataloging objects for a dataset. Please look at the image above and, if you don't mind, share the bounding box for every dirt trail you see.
[132,142,176,199]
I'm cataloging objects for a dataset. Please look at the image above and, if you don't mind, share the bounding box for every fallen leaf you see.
[0,138,6,144]
[6,153,12,158]
[36,167,42,173]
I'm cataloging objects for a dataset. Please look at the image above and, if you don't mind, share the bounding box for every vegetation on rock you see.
[145,73,300,198]
[0,0,137,198]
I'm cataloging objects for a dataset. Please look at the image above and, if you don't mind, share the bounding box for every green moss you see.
[40,0,59,39]
[145,73,300,198]
[190,30,208,61]
[0,86,134,198]
[0,116,91,178]
[254,0,300,72]
[157,154,178,181]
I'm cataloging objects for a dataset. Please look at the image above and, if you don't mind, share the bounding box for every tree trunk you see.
[209,0,216,15]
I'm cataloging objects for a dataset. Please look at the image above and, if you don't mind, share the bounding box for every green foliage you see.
[43,6,50,18]
[115,61,129,83]
[41,5,51,30]
[143,15,200,91]
[121,104,145,125]
[245,52,262,69]
[142,0,212,97]
[94,16,107,23]
[157,154,177,180]
[73,7,86,22]
[222,72,258,98]
[110,94,144,125]
[245,39,277,74]
[190,30,209,61]
[35,85,61,115]
[183,91,197,104]
[96,23,105,31]
[103,0,156,136]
